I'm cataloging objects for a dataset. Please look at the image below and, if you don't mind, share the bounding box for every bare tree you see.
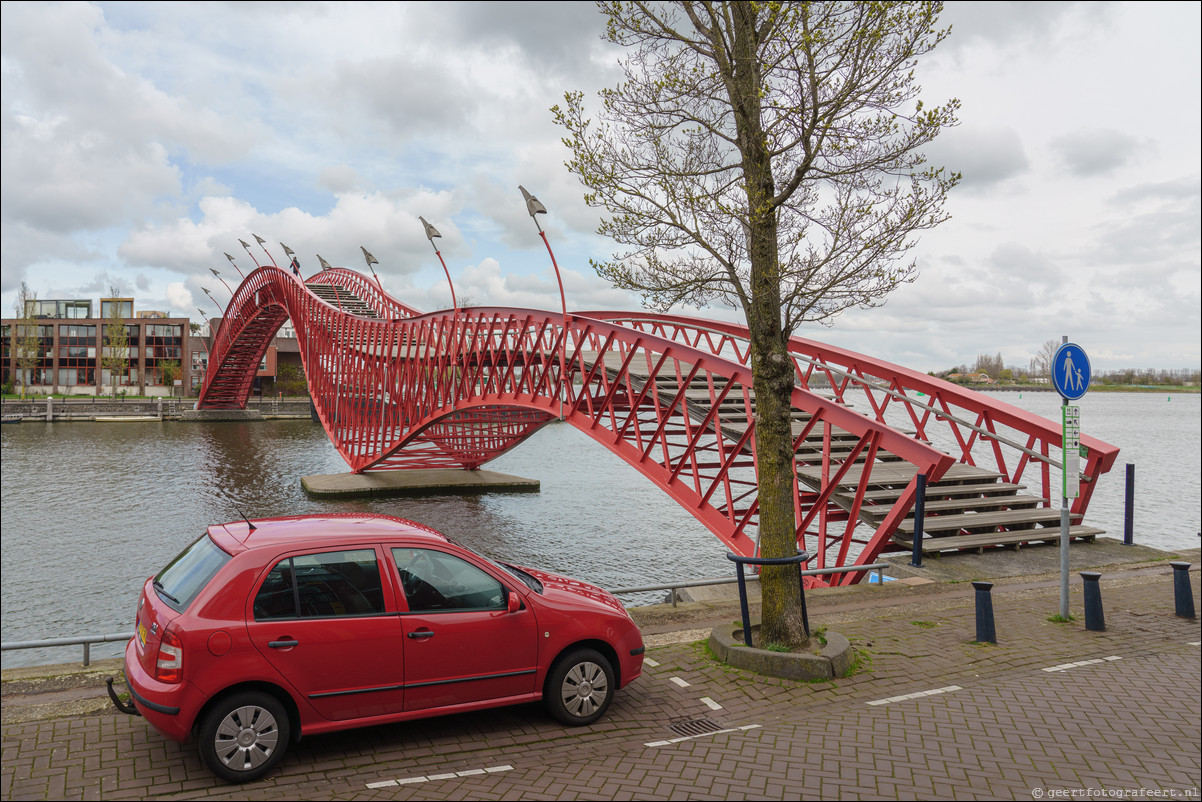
[12,282,40,399]
[102,288,130,397]
[158,359,181,398]
[1030,339,1059,380]
[973,352,1004,379]
[556,1,959,646]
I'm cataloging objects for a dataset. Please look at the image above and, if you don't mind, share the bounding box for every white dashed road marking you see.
[367,765,513,788]
[646,724,762,748]
[1041,656,1121,673]
[866,685,962,706]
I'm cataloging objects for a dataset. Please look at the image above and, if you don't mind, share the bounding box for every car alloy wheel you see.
[546,648,614,726]
[198,692,290,783]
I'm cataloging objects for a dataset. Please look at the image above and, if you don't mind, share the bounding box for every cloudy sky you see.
[2,1,1198,373]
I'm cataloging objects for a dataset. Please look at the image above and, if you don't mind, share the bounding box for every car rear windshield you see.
[153,534,231,612]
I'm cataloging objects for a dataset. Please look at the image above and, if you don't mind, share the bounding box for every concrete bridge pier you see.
[301,469,539,498]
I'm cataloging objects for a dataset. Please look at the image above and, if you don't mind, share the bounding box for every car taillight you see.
[155,629,183,683]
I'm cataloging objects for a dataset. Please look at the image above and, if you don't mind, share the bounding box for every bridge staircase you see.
[305,282,380,318]
[824,463,1105,556]
[636,363,1106,558]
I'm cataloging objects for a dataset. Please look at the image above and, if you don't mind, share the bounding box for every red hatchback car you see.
[113,514,644,783]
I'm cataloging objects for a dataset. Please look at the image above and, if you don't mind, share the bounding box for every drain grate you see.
[667,716,724,737]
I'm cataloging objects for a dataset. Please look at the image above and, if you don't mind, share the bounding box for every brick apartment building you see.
[3,296,303,398]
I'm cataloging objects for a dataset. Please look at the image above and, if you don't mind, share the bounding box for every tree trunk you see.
[730,4,808,648]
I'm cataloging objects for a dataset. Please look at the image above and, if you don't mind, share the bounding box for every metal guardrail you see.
[2,563,892,665]
[1,633,134,667]
[608,562,890,606]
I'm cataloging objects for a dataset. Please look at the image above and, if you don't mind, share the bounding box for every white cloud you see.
[1,1,1198,373]
[926,125,1030,191]
[165,281,192,311]
[1051,129,1144,177]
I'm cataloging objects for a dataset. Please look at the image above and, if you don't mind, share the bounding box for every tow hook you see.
[106,677,140,716]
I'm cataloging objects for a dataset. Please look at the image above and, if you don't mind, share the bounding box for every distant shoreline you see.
[971,385,1199,394]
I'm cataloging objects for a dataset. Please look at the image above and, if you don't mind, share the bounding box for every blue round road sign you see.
[1052,343,1091,400]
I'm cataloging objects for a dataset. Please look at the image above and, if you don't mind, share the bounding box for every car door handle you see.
[268,639,299,648]
[407,630,434,640]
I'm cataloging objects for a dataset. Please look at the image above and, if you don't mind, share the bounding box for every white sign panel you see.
[1063,405,1080,499]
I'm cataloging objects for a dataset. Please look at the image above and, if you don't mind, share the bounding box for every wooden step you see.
[915,494,1047,514]
[800,462,1004,491]
[861,493,1047,522]
[858,481,1027,504]
[893,507,1076,536]
[893,525,1106,555]
[305,284,379,317]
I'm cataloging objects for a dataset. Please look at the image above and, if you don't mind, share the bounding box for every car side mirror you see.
[507,590,522,613]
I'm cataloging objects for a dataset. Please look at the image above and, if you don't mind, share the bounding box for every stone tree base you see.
[709,622,854,682]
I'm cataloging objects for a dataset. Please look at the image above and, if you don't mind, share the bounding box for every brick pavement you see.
[2,566,1198,801]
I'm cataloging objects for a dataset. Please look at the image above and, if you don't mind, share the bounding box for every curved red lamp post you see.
[360,246,384,292]
[223,252,246,280]
[208,268,234,297]
[519,186,569,417]
[418,217,461,413]
[239,239,263,270]
[253,234,278,268]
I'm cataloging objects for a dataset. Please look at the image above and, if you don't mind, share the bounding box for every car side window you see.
[253,549,385,619]
[393,548,505,613]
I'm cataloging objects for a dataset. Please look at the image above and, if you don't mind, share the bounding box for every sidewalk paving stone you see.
[3,566,1198,800]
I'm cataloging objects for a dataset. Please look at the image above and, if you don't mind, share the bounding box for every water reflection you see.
[2,392,1197,667]
[1,418,728,666]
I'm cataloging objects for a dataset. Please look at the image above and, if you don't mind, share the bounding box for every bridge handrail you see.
[585,315,1061,467]
[581,311,1120,515]
[208,286,954,482]
[442,305,953,469]
[201,266,296,405]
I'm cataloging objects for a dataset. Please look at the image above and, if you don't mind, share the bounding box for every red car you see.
[111,514,644,783]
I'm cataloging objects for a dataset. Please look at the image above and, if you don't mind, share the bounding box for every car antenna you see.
[234,506,257,533]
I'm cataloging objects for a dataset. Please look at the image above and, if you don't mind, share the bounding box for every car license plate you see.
[137,621,148,648]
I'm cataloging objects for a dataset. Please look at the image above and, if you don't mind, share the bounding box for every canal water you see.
[1,391,1198,667]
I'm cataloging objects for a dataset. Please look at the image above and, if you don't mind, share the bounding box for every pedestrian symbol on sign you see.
[1052,343,1091,401]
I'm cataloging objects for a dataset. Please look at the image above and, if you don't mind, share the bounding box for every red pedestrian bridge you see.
[199,263,1119,585]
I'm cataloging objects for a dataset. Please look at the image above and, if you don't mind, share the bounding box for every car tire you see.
[197,691,291,783]
[545,648,614,726]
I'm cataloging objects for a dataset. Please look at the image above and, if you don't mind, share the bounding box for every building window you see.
[57,325,97,384]
[145,324,183,369]
[29,300,92,319]
[101,367,139,387]
[100,299,134,318]
[58,367,96,386]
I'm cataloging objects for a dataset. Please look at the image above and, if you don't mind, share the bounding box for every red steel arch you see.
[200,264,1118,583]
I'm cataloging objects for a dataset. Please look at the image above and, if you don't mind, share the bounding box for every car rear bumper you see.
[122,637,201,742]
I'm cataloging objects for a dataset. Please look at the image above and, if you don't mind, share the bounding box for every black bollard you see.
[733,559,752,647]
[1170,562,1196,619]
[1081,572,1105,631]
[972,581,996,644]
[910,473,927,568]
[1123,464,1135,545]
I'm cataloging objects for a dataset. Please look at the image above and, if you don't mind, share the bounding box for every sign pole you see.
[1060,392,1070,619]
[1051,337,1090,619]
